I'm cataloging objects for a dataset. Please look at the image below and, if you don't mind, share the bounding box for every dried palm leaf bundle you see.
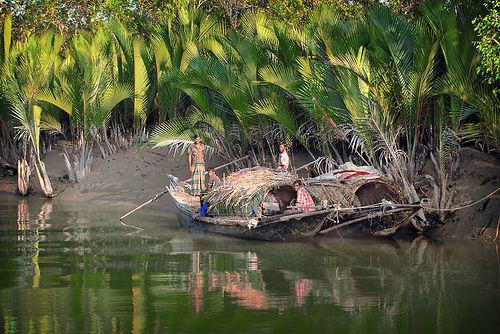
[204,167,295,217]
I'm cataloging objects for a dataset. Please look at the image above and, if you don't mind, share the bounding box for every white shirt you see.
[278,151,289,170]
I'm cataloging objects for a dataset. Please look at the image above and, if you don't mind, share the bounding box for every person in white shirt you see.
[276,143,289,171]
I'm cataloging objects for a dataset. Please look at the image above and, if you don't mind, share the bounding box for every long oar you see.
[119,187,169,221]
[121,155,249,220]
[184,155,249,182]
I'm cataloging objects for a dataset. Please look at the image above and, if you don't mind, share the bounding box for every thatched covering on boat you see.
[204,167,295,217]
[202,166,406,218]
[306,178,405,211]
[305,182,355,209]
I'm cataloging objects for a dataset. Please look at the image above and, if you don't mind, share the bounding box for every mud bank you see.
[1,146,498,241]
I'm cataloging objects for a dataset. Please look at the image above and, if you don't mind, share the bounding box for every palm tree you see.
[2,30,65,196]
[149,7,226,124]
[108,20,150,134]
[0,14,18,173]
[151,10,301,166]
[38,30,132,182]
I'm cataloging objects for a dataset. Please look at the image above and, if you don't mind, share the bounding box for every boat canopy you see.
[203,167,295,217]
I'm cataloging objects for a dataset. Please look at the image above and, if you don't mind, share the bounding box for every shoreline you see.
[1,145,499,241]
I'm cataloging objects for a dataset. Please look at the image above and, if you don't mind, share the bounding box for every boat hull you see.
[171,196,325,241]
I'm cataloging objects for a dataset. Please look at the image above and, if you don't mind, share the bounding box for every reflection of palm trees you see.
[36,200,52,230]
[62,218,91,242]
[16,198,51,288]
[17,198,29,242]
[132,274,144,334]
[2,223,497,333]
[16,199,53,242]
[32,240,40,288]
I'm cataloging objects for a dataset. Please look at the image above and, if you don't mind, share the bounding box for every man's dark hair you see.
[208,167,215,172]
[293,180,303,186]
[193,134,201,140]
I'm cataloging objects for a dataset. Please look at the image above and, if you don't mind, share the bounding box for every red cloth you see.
[296,187,315,212]
[333,169,369,180]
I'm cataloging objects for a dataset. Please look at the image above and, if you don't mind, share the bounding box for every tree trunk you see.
[111,123,133,150]
[17,159,30,196]
[33,155,54,197]
[429,152,450,222]
[63,142,93,183]
[96,127,117,159]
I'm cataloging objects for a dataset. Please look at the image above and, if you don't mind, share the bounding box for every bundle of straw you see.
[204,167,294,217]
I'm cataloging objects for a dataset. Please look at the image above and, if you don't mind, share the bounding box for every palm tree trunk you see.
[96,127,117,159]
[17,159,30,196]
[63,141,93,183]
[32,155,54,197]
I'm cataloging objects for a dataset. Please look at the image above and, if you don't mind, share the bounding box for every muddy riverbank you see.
[1,146,498,241]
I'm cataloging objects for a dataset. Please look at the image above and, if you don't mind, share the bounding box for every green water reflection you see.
[0,194,498,333]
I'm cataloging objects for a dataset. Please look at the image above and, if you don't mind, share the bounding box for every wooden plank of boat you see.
[194,215,248,226]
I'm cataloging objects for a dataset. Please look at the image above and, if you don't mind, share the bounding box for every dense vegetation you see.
[0,0,498,206]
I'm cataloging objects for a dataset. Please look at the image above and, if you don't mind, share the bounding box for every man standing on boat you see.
[188,135,205,196]
[293,180,315,212]
[276,143,289,171]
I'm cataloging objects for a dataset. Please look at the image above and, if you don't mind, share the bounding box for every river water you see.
[0,193,498,333]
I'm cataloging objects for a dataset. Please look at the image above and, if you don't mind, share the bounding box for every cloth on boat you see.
[200,201,208,216]
[296,187,315,212]
[311,162,382,182]
[191,163,205,196]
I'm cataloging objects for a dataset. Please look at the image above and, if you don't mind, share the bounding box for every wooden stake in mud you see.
[119,188,169,221]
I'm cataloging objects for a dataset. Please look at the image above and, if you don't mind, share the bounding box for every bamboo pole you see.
[119,188,170,221]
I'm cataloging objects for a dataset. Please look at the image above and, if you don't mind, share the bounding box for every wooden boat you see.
[169,170,333,241]
[167,167,415,241]
[168,175,333,241]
